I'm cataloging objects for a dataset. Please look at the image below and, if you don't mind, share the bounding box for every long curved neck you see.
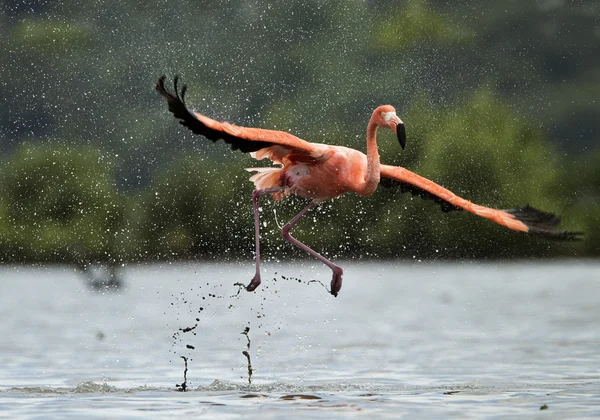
[357,119,381,196]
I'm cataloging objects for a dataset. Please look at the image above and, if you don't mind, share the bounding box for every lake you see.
[1,260,599,417]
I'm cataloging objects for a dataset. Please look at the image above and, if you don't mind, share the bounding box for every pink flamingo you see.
[156,76,582,296]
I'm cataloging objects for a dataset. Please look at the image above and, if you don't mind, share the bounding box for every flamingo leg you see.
[247,187,285,292]
[281,201,344,297]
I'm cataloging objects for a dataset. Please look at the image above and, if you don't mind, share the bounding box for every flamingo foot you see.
[246,273,261,292]
[330,266,344,297]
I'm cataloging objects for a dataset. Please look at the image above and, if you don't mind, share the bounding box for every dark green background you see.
[1,0,598,263]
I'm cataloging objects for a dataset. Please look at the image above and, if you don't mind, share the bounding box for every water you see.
[1,261,599,417]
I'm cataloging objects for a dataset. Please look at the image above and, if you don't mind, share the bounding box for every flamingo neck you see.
[357,120,381,196]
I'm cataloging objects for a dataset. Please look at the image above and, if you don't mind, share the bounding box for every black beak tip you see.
[397,123,406,150]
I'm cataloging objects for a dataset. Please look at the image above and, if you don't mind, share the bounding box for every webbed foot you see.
[246,273,261,292]
[330,266,343,297]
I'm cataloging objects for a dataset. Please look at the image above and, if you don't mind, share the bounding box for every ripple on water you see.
[1,261,600,418]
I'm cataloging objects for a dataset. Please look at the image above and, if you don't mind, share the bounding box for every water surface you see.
[1,261,599,417]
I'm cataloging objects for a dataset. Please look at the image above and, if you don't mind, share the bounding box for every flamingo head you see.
[374,105,406,150]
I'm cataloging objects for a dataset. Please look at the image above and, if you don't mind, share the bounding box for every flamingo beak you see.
[395,122,406,150]
[388,115,406,150]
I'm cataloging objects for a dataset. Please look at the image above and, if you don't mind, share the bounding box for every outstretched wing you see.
[380,176,463,213]
[156,76,318,155]
[380,164,583,240]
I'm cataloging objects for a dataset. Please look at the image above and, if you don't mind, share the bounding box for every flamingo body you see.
[156,76,582,296]
[249,145,373,201]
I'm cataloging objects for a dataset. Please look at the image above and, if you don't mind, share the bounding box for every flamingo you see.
[156,76,582,297]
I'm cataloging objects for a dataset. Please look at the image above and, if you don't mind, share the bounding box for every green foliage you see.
[0,0,597,262]
[371,0,474,51]
[397,90,570,258]
[11,19,91,50]
[0,144,124,262]
[139,155,254,260]
[410,89,561,207]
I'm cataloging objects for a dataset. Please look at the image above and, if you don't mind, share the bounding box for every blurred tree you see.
[0,144,125,262]
[0,0,596,262]
[140,154,255,260]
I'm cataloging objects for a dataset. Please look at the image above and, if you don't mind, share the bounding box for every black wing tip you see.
[507,205,584,241]
[527,227,585,241]
[156,75,193,120]
[506,204,561,227]
[156,75,275,154]
[155,74,168,95]
[156,75,184,101]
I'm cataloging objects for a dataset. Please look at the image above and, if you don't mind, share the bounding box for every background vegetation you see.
[1,0,598,264]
